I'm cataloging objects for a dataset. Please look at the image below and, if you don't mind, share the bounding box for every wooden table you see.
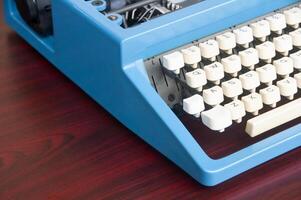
[0,5,300,200]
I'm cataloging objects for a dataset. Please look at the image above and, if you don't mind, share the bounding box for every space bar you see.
[246,98,301,137]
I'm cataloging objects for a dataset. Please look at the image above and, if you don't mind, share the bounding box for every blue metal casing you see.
[3,0,301,186]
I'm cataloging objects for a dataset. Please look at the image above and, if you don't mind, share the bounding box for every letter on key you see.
[250,20,271,41]
[203,86,224,106]
[273,34,293,56]
[185,69,207,91]
[216,32,236,54]
[221,78,243,99]
[221,55,242,77]
[239,71,260,92]
[204,62,225,84]
[283,7,301,28]
[259,85,281,108]
[233,26,254,48]
[181,46,202,68]
[201,105,232,132]
[277,77,298,100]
[273,57,294,77]
[199,39,220,61]
[256,64,277,85]
[266,13,286,34]
[239,48,259,69]
[256,41,276,63]
[242,93,263,116]
[225,100,246,123]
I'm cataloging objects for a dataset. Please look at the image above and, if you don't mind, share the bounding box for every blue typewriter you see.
[4,0,301,186]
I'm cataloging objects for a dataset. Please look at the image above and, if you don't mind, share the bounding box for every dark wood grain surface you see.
[1,4,301,200]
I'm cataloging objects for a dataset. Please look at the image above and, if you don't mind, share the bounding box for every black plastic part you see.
[15,0,53,36]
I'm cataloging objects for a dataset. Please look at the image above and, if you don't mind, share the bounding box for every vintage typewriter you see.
[4,0,301,186]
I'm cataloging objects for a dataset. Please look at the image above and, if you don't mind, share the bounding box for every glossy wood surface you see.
[0,5,300,199]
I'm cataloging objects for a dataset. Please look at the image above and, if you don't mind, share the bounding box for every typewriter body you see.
[4,0,301,186]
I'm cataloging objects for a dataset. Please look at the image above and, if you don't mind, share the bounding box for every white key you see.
[266,13,287,34]
[201,105,232,132]
[221,78,243,99]
[221,55,242,77]
[239,48,259,69]
[273,34,293,56]
[233,26,254,48]
[224,100,246,123]
[273,57,294,77]
[250,20,271,41]
[277,77,298,100]
[290,50,301,71]
[199,39,220,61]
[259,85,281,108]
[183,95,205,118]
[246,98,301,137]
[256,64,277,85]
[289,28,301,47]
[204,62,224,85]
[294,73,301,88]
[284,7,301,28]
[162,51,185,74]
[256,41,276,63]
[239,71,260,92]
[203,86,224,106]
[242,93,263,116]
[216,32,236,54]
[181,46,202,68]
[185,69,207,91]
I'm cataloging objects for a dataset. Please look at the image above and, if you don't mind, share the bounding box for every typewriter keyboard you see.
[145,4,301,142]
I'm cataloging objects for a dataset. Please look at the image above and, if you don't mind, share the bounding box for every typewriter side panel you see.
[4,0,220,186]
[52,1,221,186]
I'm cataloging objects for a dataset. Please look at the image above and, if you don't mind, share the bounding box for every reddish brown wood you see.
[0,5,300,199]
